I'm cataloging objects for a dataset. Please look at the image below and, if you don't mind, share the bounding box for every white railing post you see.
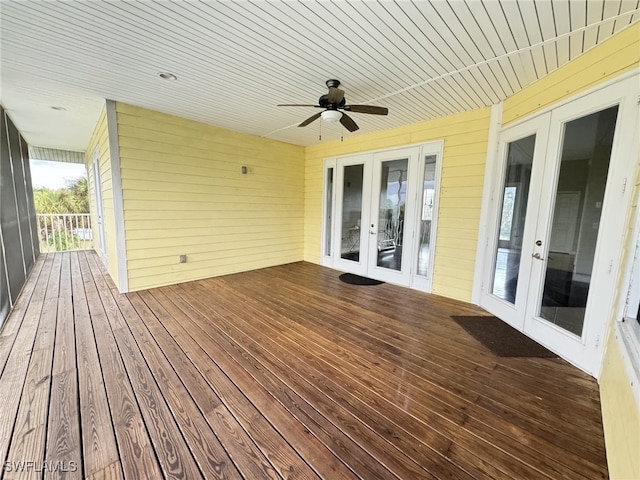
[35,213,93,252]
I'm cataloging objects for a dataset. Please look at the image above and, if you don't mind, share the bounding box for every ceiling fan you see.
[277,79,388,132]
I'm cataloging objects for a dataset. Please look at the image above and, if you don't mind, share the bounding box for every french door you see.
[481,76,638,374]
[92,149,107,264]
[326,143,442,288]
[481,114,550,329]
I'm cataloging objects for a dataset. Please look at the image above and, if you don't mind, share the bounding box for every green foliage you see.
[34,176,89,213]
[46,230,81,251]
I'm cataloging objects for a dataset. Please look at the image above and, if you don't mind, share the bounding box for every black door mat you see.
[339,273,384,286]
[451,316,558,358]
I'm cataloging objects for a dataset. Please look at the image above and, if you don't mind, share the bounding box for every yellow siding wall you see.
[600,332,640,480]
[115,102,305,291]
[601,167,640,480]
[85,105,120,287]
[503,22,640,125]
[498,23,640,478]
[305,108,491,302]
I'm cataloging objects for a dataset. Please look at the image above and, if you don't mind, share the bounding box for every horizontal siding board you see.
[117,148,303,176]
[117,126,303,162]
[117,102,305,291]
[126,235,305,261]
[124,220,303,236]
[128,251,302,283]
[122,187,303,202]
[126,230,303,250]
[120,168,303,188]
[117,137,301,165]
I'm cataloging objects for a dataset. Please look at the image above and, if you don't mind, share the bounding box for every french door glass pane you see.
[324,167,333,256]
[539,106,618,336]
[376,158,408,271]
[417,155,437,276]
[491,135,536,303]
[340,164,364,261]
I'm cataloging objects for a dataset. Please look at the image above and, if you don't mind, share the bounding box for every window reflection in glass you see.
[491,135,535,304]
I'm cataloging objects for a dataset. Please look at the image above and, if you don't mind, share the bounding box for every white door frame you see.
[332,153,372,276]
[366,146,420,285]
[476,72,639,376]
[92,149,107,264]
[523,76,639,375]
[322,141,444,290]
[410,141,444,292]
[479,113,550,330]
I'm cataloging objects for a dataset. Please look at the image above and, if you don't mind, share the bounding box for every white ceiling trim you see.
[28,146,85,164]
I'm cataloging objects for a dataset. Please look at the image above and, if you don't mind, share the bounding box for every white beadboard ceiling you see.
[1,1,638,150]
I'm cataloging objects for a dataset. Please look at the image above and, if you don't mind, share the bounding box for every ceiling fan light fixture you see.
[321,110,342,122]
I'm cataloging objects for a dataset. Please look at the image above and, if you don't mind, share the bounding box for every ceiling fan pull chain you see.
[319,119,322,141]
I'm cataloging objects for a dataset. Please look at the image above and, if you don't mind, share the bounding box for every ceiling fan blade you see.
[343,105,388,115]
[298,112,322,127]
[327,87,345,105]
[339,112,359,132]
[278,104,322,107]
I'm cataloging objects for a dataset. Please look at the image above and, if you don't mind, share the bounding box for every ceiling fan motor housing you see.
[319,94,346,109]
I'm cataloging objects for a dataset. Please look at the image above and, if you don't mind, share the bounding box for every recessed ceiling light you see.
[159,72,178,81]
[50,106,66,111]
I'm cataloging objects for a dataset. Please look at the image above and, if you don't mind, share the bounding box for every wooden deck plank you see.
[270,266,598,391]
[77,253,163,480]
[85,461,124,480]
[83,253,206,480]
[45,253,82,480]
[84,256,285,480]
[0,255,51,473]
[157,285,397,480]
[179,279,524,480]
[202,276,604,480]
[137,288,356,480]
[123,300,245,480]
[167,282,439,480]
[0,255,46,378]
[1,253,609,480]
[70,252,121,479]
[121,288,301,480]
[237,270,602,420]
[124,292,280,480]
[215,269,607,478]
[4,255,61,480]
[225,269,606,459]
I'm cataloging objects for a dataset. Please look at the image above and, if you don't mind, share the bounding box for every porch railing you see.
[36,213,93,252]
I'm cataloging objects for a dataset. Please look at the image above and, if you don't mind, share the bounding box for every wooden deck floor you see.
[0,252,608,479]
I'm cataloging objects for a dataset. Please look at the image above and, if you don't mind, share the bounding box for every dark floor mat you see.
[339,273,384,286]
[451,315,558,358]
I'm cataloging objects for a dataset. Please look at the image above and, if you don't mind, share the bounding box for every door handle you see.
[532,253,544,260]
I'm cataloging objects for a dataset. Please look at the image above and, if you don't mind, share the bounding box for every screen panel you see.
[20,135,39,258]
[0,230,9,328]
[1,109,26,302]
[7,115,34,274]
